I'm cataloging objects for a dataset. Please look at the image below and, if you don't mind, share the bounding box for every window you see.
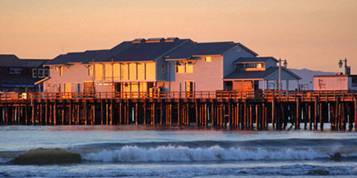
[88,65,94,77]
[205,56,212,62]
[104,63,113,80]
[129,63,137,80]
[352,76,357,87]
[137,63,145,80]
[44,68,49,77]
[145,62,156,80]
[186,62,193,73]
[121,63,129,80]
[38,69,45,78]
[95,64,104,81]
[113,63,120,80]
[59,66,64,76]
[32,69,38,78]
[9,68,22,75]
[176,62,185,73]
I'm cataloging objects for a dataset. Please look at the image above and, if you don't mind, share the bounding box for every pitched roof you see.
[234,57,278,63]
[224,67,301,80]
[109,39,191,61]
[47,50,109,65]
[0,54,48,67]
[165,42,250,59]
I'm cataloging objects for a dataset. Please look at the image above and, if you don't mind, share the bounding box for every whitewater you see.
[1,126,357,177]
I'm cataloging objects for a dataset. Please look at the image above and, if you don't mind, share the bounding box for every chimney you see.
[146,38,165,43]
[132,38,146,44]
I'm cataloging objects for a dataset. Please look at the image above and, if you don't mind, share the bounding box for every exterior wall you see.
[169,55,224,91]
[313,76,349,91]
[44,61,157,93]
[44,63,93,93]
[223,46,256,77]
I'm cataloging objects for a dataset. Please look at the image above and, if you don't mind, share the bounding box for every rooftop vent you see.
[165,37,179,42]
[146,38,165,43]
[132,38,146,44]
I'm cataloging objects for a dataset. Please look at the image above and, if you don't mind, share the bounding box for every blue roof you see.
[0,54,48,67]
[234,57,278,64]
[224,67,301,80]
[165,42,257,59]
[47,50,109,65]
[45,38,258,64]
[109,39,191,61]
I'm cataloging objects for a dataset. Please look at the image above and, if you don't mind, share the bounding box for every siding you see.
[223,46,256,77]
[169,55,224,91]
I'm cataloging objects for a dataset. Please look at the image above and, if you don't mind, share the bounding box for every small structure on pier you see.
[224,57,301,92]
[313,59,357,91]
[0,55,49,92]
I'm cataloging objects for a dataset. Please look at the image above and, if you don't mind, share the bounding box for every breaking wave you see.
[83,145,328,163]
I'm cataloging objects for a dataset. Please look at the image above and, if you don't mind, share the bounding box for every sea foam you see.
[83,145,327,163]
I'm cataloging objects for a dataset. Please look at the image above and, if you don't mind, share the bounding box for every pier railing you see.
[0,90,356,101]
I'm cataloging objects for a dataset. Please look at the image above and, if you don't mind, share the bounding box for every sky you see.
[0,0,356,72]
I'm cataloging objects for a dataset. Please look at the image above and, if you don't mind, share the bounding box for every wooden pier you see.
[1,91,357,131]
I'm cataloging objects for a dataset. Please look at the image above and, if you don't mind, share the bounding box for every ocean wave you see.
[83,145,327,163]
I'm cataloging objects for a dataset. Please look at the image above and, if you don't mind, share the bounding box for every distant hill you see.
[290,68,335,90]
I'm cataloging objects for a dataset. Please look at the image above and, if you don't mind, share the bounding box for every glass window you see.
[205,56,212,62]
[186,62,193,73]
[139,82,147,92]
[38,69,44,78]
[104,63,113,80]
[32,69,37,78]
[137,63,145,80]
[88,65,94,77]
[121,63,129,80]
[95,64,104,81]
[145,62,156,80]
[176,62,185,73]
[129,63,137,80]
[113,63,120,81]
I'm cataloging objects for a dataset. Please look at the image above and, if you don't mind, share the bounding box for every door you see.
[185,81,194,97]
[64,83,72,98]
[83,81,95,97]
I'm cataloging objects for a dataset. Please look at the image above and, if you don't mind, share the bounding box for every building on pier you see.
[42,38,256,94]
[313,59,357,91]
[224,57,301,92]
[41,37,300,95]
[0,55,49,92]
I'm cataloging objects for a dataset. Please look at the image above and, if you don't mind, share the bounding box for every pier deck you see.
[1,91,356,131]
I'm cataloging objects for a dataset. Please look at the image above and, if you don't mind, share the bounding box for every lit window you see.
[121,63,129,80]
[176,62,185,73]
[137,63,145,80]
[59,66,64,76]
[104,63,113,80]
[186,62,193,73]
[95,64,104,81]
[145,62,156,80]
[113,63,120,80]
[129,63,137,80]
[205,56,212,62]
[88,65,94,77]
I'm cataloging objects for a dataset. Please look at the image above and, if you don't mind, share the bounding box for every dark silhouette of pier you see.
[0,91,356,131]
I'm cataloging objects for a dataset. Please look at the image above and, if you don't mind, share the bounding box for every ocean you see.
[1,126,357,177]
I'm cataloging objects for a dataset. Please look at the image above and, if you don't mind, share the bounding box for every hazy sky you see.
[0,0,356,72]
